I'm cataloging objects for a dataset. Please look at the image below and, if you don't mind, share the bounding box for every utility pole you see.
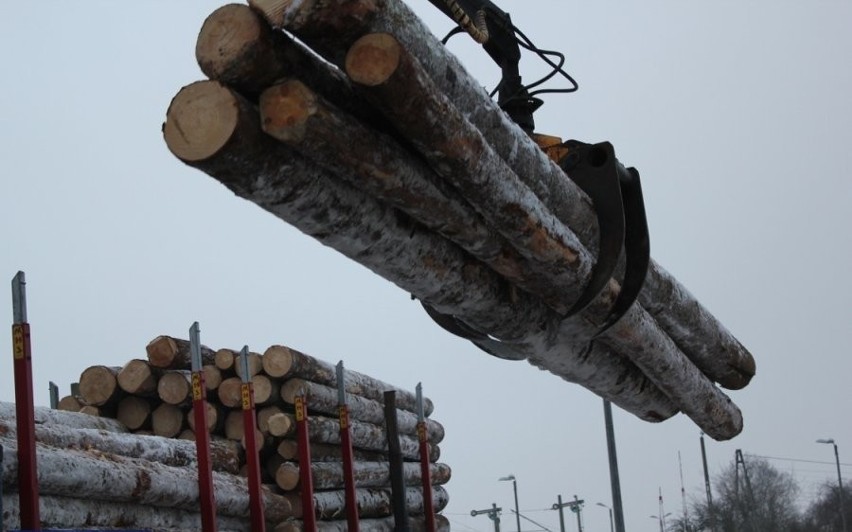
[679,451,690,531]
[603,399,626,532]
[700,433,715,532]
[471,504,502,532]
[553,495,584,532]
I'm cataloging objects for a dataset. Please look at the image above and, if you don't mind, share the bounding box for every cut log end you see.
[262,345,296,378]
[196,4,264,79]
[163,81,240,162]
[247,0,292,28]
[78,366,120,406]
[345,33,401,87]
[259,80,318,143]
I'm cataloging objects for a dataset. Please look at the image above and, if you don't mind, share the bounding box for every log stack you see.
[2,335,449,531]
[161,1,756,441]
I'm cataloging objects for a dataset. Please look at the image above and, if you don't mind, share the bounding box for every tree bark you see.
[284,485,449,519]
[162,80,679,423]
[281,378,444,443]
[79,365,123,406]
[263,345,434,416]
[1,493,254,531]
[249,0,755,392]
[0,439,291,521]
[274,460,451,491]
[146,335,216,370]
[0,402,128,433]
[0,417,241,474]
[276,439,385,463]
[344,33,742,439]
[270,413,436,461]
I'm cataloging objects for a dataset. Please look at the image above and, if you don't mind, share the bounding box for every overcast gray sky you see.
[1,1,850,531]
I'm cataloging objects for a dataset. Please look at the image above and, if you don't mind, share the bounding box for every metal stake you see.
[190,322,217,532]
[48,381,59,409]
[11,271,40,529]
[240,346,266,532]
[417,383,437,532]
[336,362,359,532]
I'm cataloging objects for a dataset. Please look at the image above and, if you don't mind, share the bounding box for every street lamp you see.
[650,513,672,532]
[596,502,614,532]
[499,475,521,532]
[817,438,848,532]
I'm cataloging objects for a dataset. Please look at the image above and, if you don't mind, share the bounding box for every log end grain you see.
[117,359,157,396]
[274,462,300,491]
[214,348,237,371]
[345,33,401,87]
[116,396,152,431]
[163,81,239,162]
[78,366,120,407]
[247,0,292,28]
[196,4,264,80]
[157,372,191,406]
[266,412,294,438]
[259,81,319,143]
[145,336,180,368]
[262,345,296,378]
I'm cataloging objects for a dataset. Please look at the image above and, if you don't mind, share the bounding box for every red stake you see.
[417,383,436,532]
[295,394,317,532]
[12,271,40,530]
[337,361,360,532]
[240,346,266,532]
[190,322,217,532]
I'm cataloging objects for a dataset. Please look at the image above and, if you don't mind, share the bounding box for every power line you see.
[751,454,852,468]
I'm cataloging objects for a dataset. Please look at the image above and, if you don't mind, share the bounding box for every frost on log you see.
[160,1,756,439]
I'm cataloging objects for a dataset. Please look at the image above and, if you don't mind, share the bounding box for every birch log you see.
[270,413,435,461]
[280,378,444,442]
[0,439,292,521]
[274,514,451,532]
[274,460,451,490]
[263,345,434,416]
[276,439,386,463]
[0,402,128,433]
[0,418,241,474]
[344,33,742,439]
[162,80,678,423]
[284,485,449,519]
[1,494,253,532]
[146,335,216,369]
[117,359,162,397]
[79,365,122,406]
[249,0,755,391]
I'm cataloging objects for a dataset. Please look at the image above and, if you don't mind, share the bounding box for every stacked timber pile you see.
[161,1,756,440]
[1,335,450,531]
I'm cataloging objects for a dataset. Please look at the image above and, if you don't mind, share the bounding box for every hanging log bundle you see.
[161,1,757,439]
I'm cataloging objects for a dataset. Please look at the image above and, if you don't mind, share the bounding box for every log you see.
[258,404,286,434]
[284,485,449,519]
[0,439,292,521]
[266,412,293,438]
[0,402,128,433]
[116,395,154,431]
[215,347,238,372]
[56,395,83,412]
[345,33,742,439]
[263,345,433,416]
[162,80,679,422]
[203,364,224,392]
[234,351,264,380]
[280,378,444,443]
[0,416,241,474]
[158,370,193,406]
[274,514,450,532]
[252,373,280,405]
[270,413,435,461]
[117,358,161,396]
[249,0,755,391]
[274,460,451,491]
[146,335,215,369]
[225,409,246,441]
[187,400,223,434]
[78,365,122,406]
[218,376,245,408]
[151,403,185,438]
[276,440,386,463]
[1,494,253,531]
